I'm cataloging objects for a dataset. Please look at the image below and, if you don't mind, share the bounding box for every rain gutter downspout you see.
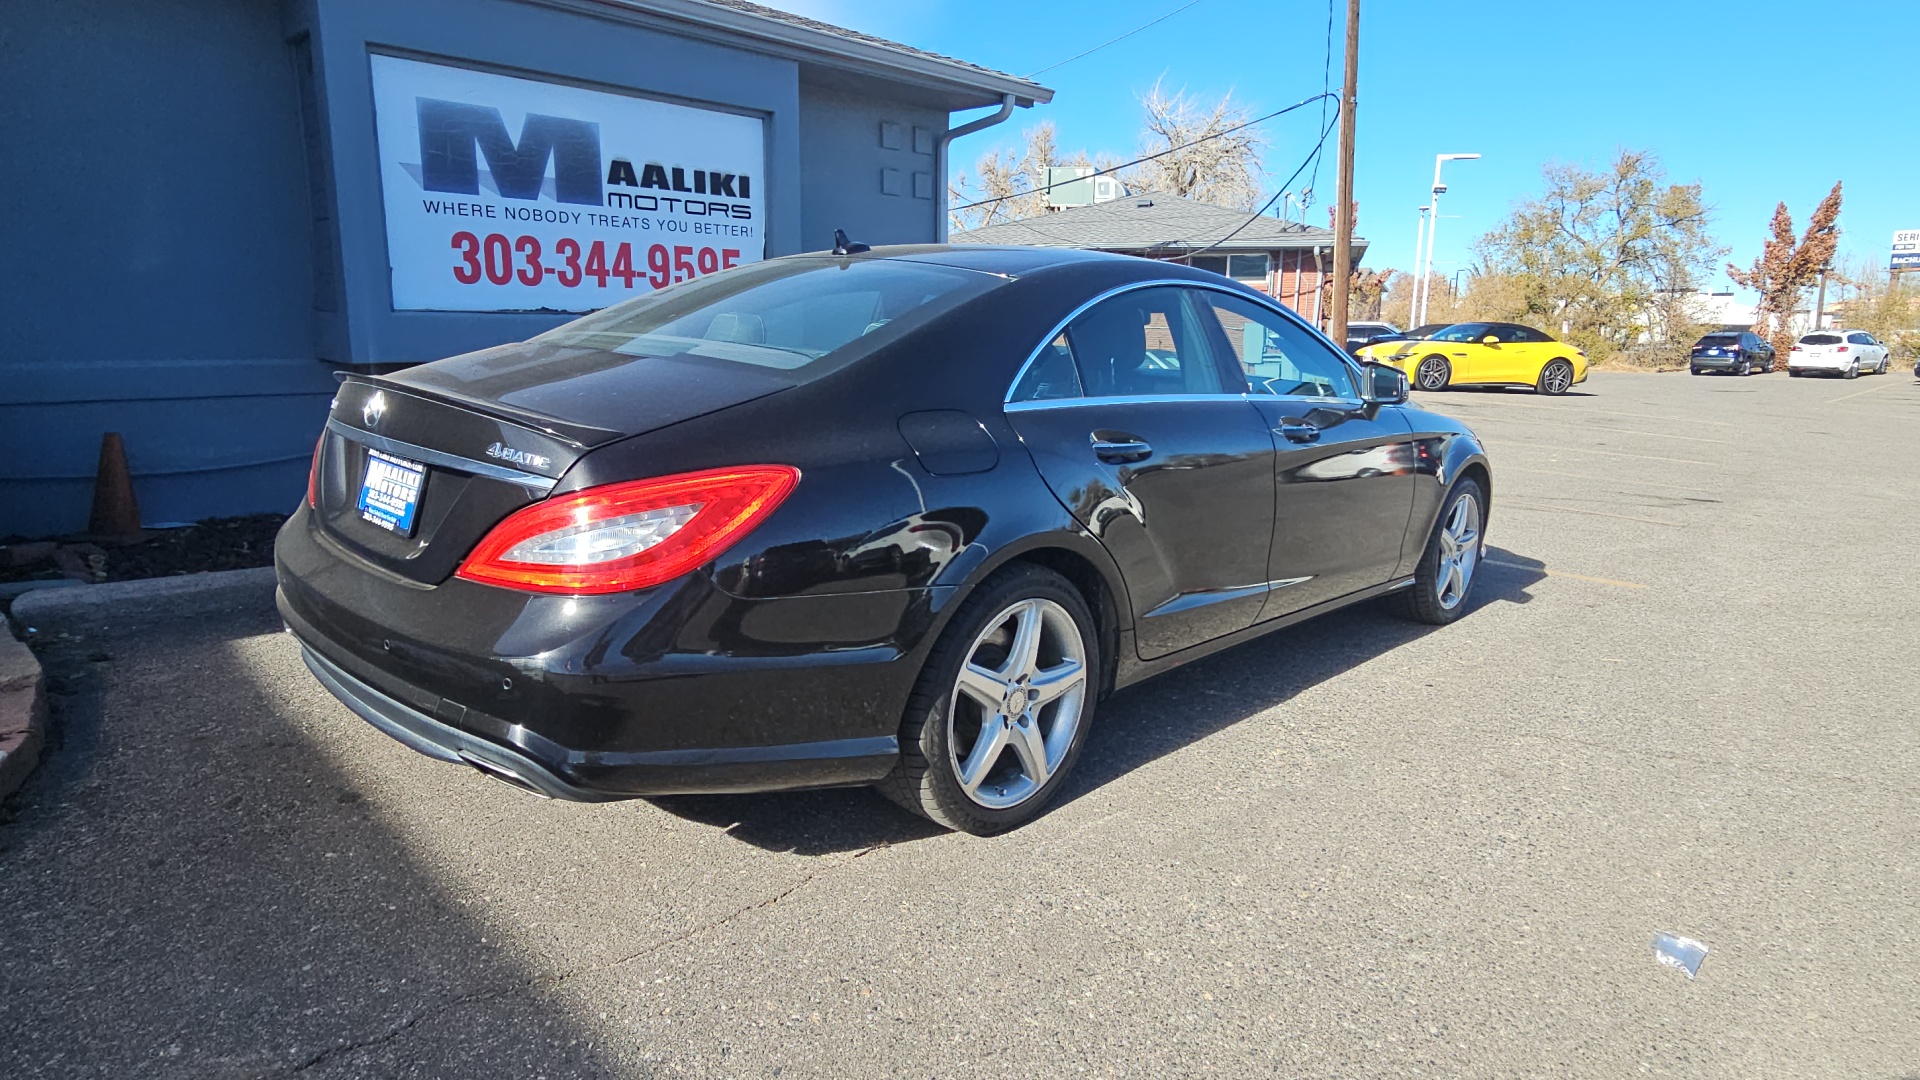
[937,94,1017,242]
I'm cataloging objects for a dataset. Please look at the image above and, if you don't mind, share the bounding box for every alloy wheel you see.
[1435,492,1481,610]
[947,597,1088,810]
[1540,360,1575,395]
[1416,357,1449,391]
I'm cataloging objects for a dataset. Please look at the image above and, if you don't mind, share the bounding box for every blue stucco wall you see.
[0,0,951,539]
[797,85,947,252]
[0,0,334,536]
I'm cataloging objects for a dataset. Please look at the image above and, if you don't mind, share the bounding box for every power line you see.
[951,91,1337,216]
[1025,0,1208,79]
[1178,100,1343,260]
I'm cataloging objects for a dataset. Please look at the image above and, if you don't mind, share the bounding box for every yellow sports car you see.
[1356,321,1589,395]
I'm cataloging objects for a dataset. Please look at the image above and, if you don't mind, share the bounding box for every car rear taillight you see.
[456,465,800,595]
[1835,345,1849,352]
[1791,345,1802,351]
[306,436,324,508]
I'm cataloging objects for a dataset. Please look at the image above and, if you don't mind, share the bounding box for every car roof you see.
[820,244,1141,276]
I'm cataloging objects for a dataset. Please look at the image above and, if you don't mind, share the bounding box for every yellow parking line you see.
[1484,559,1649,589]
[1825,379,1910,405]
[1501,499,1684,527]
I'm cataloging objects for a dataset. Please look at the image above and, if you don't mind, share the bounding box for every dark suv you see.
[1689,331,1774,376]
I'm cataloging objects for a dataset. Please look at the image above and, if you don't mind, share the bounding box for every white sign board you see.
[1892,229,1920,270]
[370,55,766,312]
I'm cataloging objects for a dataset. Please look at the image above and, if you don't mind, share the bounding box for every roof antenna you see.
[832,228,870,255]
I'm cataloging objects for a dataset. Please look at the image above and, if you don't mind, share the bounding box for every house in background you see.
[950,193,1366,326]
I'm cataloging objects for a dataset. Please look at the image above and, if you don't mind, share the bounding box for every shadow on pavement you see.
[654,548,1547,847]
[0,606,623,1079]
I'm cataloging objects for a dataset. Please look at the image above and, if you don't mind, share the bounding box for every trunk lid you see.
[313,341,795,584]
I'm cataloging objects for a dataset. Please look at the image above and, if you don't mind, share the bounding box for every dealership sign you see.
[1892,229,1920,270]
[370,54,765,312]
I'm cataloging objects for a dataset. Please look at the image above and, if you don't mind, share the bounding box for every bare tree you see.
[1726,182,1842,361]
[1128,78,1266,209]
[949,122,1120,232]
[1831,255,1920,361]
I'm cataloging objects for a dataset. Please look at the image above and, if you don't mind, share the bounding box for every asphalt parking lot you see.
[3,369,1917,1078]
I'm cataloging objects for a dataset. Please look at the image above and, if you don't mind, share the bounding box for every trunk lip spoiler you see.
[324,418,558,494]
[336,372,624,449]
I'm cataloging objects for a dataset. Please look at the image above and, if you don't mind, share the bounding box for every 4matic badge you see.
[485,442,552,470]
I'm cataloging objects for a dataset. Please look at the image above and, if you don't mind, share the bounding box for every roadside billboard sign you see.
[1892,229,1920,270]
[370,54,766,313]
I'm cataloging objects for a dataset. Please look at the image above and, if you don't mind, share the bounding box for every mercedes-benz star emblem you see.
[363,391,387,428]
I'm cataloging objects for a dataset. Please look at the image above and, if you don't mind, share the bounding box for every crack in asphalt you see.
[277,842,892,1075]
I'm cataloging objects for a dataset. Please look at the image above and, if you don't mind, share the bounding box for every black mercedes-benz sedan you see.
[277,246,1492,834]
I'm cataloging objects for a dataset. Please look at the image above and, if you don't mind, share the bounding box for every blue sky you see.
[767,0,1916,297]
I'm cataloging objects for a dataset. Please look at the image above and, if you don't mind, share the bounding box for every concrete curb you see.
[9,566,279,639]
[0,629,46,801]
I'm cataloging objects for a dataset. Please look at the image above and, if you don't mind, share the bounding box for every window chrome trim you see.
[325,418,559,494]
[1006,392,1257,412]
[1003,277,1368,406]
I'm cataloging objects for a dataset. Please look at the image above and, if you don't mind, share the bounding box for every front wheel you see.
[1389,478,1486,626]
[1537,359,1575,395]
[1414,355,1452,391]
[877,565,1098,835]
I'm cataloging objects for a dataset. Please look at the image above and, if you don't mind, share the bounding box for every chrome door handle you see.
[1090,434,1152,463]
[1278,422,1320,443]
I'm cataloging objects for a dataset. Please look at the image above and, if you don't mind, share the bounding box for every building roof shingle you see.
[952,192,1365,256]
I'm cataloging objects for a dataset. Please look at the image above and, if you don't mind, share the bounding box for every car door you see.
[1429,323,1493,384]
[1192,290,1418,617]
[1006,285,1277,659]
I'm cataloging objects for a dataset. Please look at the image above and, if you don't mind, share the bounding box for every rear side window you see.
[534,258,1003,376]
[1018,286,1225,400]
[1847,332,1872,345]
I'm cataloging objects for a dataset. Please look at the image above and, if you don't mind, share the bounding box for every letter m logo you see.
[417,98,602,205]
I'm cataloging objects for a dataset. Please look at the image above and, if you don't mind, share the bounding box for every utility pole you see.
[1812,262,1831,330]
[1328,0,1360,348]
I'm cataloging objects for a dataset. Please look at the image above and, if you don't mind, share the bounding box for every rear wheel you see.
[877,565,1097,835]
[1415,355,1452,391]
[1737,358,1752,376]
[1389,478,1486,626]
[1845,360,1860,380]
[1537,359,1575,395]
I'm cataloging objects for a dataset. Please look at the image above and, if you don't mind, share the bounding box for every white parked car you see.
[1788,330,1890,378]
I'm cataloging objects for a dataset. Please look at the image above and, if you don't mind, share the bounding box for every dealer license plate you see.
[357,450,427,535]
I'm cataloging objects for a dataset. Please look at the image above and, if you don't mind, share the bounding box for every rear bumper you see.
[275,505,937,799]
[291,622,902,799]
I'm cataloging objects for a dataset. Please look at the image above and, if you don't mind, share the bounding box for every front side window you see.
[1198,292,1357,399]
[1430,323,1495,343]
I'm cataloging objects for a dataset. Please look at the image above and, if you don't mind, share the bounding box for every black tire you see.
[1388,477,1487,626]
[1536,358,1576,395]
[1690,368,1704,376]
[1844,361,1859,380]
[876,564,1099,835]
[1737,359,1752,376]
[1789,369,1803,378]
[1414,355,1451,391]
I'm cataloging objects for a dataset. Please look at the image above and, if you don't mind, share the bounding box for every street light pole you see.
[1416,152,1479,325]
[1328,0,1361,348]
[1410,205,1429,328]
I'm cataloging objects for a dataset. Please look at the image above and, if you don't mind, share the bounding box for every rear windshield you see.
[1800,333,1842,345]
[1694,334,1741,346]
[534,257,1004,374]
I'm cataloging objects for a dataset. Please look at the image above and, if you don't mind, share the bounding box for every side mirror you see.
[1360,362,1409,405]
[1482,335,1500,345]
